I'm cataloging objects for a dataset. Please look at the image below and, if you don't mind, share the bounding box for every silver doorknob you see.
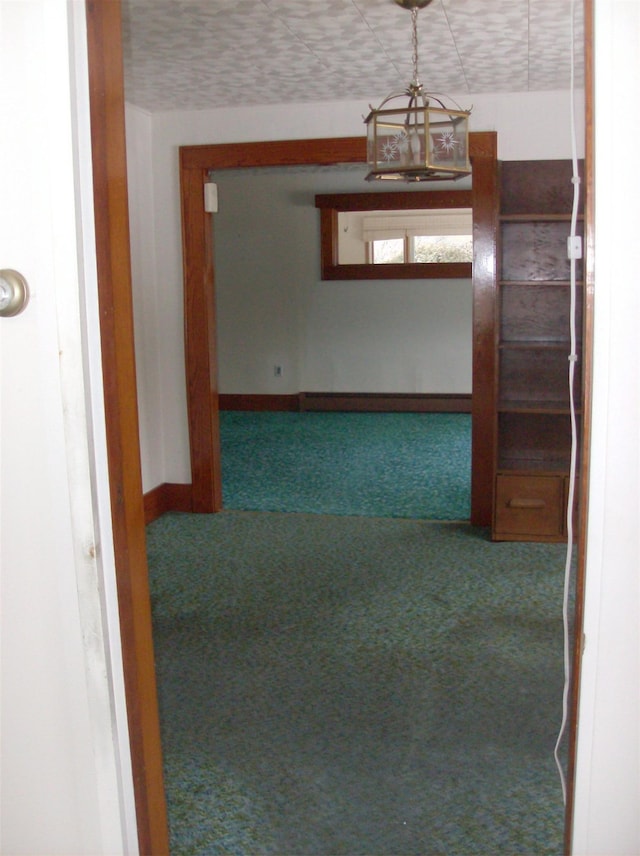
[0,270,29,317]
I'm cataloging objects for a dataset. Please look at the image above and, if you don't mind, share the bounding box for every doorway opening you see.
[88,0,594,850]
[179,134,498,525]
[211,162,474,520]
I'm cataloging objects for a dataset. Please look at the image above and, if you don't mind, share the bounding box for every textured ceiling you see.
[121,0,584,113]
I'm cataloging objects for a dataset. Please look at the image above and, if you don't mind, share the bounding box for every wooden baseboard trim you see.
[219,394,300,412]
[300,392,472,413]
[143,482,193,524]
[219,392,471,413]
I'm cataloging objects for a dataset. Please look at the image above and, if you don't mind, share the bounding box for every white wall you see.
[303,279,471,393]
[1,1,136,852]
[571,0,640,852]
[213,166,472,396]
[127,89,584,488]
[125,104,166,490]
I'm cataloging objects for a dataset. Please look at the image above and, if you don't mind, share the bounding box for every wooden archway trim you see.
[179,132,498,521]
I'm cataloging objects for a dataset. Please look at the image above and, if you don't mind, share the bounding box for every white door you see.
[0,1,135,852]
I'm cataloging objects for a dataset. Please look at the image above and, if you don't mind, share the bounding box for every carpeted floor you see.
[148,511,570,855]
[220,412,471,520]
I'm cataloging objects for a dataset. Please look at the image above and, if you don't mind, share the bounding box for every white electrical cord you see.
[553,0,581,806]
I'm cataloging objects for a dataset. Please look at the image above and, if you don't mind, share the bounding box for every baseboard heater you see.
[219,392,471,413]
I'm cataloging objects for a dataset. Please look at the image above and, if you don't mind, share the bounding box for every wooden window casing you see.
[315,190,473,280]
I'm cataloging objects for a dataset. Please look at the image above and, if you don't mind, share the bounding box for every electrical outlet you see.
[273,365,283,377]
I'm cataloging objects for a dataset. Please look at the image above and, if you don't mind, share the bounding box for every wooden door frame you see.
[564,0,593,849]
[85,0,591,849]
[178,132,499,523]
[85,2,169,853]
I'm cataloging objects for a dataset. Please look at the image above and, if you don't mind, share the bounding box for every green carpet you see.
[220,412,471,520]
[148,512,569,855]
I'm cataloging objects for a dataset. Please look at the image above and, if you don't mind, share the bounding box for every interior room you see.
[116,2,600,852]
[123,7,586,505]
[124,2,584,852]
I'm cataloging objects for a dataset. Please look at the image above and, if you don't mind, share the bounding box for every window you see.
[371,237,405,264]
[413,234,473,263]
[369,234,473,264]
[361,209,473,264]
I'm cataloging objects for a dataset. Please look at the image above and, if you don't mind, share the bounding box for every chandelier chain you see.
[411,7,421,87]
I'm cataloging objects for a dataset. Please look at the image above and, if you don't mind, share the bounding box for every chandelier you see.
[364,0,471,182]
